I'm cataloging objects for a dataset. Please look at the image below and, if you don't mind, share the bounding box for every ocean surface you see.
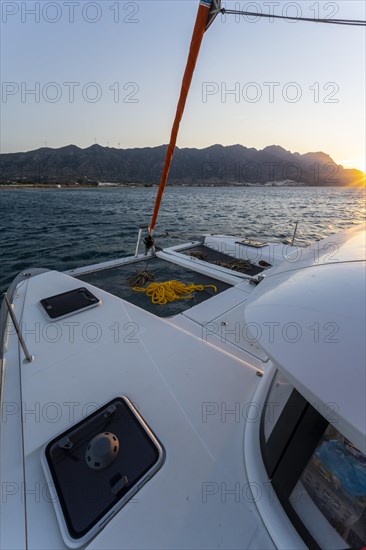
[1,186,365,293]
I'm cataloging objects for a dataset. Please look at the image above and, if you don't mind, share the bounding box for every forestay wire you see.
[220,9,366,26]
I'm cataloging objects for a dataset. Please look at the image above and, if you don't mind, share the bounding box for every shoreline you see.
[0,183,356,190]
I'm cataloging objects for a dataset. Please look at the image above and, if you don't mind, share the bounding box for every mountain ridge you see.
[1,144,364,186]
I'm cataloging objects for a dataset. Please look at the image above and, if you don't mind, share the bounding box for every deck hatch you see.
[42,397,164,546]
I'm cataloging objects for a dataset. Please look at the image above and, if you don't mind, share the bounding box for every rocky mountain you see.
[0,143,364,186]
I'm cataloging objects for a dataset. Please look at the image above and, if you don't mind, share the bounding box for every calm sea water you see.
[1,186,365,293]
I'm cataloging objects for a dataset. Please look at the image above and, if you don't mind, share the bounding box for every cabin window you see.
[291,425,366,548]
[260,371,366,548]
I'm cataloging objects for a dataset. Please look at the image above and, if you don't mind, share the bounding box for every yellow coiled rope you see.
[133,280,217,305]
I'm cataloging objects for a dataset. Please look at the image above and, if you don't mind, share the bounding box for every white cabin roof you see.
[244,223,366,452]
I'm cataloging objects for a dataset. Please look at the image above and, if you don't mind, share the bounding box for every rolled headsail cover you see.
[149,0,221,235]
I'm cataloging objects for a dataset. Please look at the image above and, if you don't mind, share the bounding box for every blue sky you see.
[1,1,365,171]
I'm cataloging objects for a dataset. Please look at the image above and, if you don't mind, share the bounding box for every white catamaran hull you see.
[1,224,365,549]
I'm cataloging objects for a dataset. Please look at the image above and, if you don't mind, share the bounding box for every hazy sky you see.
[1,1,365,171]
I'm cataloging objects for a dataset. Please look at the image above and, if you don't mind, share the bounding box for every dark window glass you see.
[260,372,366,548]
[291,425,366,547]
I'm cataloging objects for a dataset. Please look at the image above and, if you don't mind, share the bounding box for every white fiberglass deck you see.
[1,267,279,549]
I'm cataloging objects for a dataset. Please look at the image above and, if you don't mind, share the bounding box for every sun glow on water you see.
[349,174,366,189]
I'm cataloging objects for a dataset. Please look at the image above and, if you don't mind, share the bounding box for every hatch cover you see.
[42,397,164,547]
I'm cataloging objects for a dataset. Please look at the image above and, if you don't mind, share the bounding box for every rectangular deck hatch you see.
[40,287,101,320]
[42,397,164,548]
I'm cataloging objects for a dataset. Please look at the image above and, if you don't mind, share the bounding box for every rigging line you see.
[220,9,366,26]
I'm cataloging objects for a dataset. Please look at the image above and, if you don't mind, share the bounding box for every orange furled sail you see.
[149,0,220,235]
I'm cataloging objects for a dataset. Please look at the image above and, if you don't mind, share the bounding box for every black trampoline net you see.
[181,245,264,277]
[76,256,230,318]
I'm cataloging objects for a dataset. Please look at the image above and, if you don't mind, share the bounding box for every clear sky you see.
[1,0,365,171]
